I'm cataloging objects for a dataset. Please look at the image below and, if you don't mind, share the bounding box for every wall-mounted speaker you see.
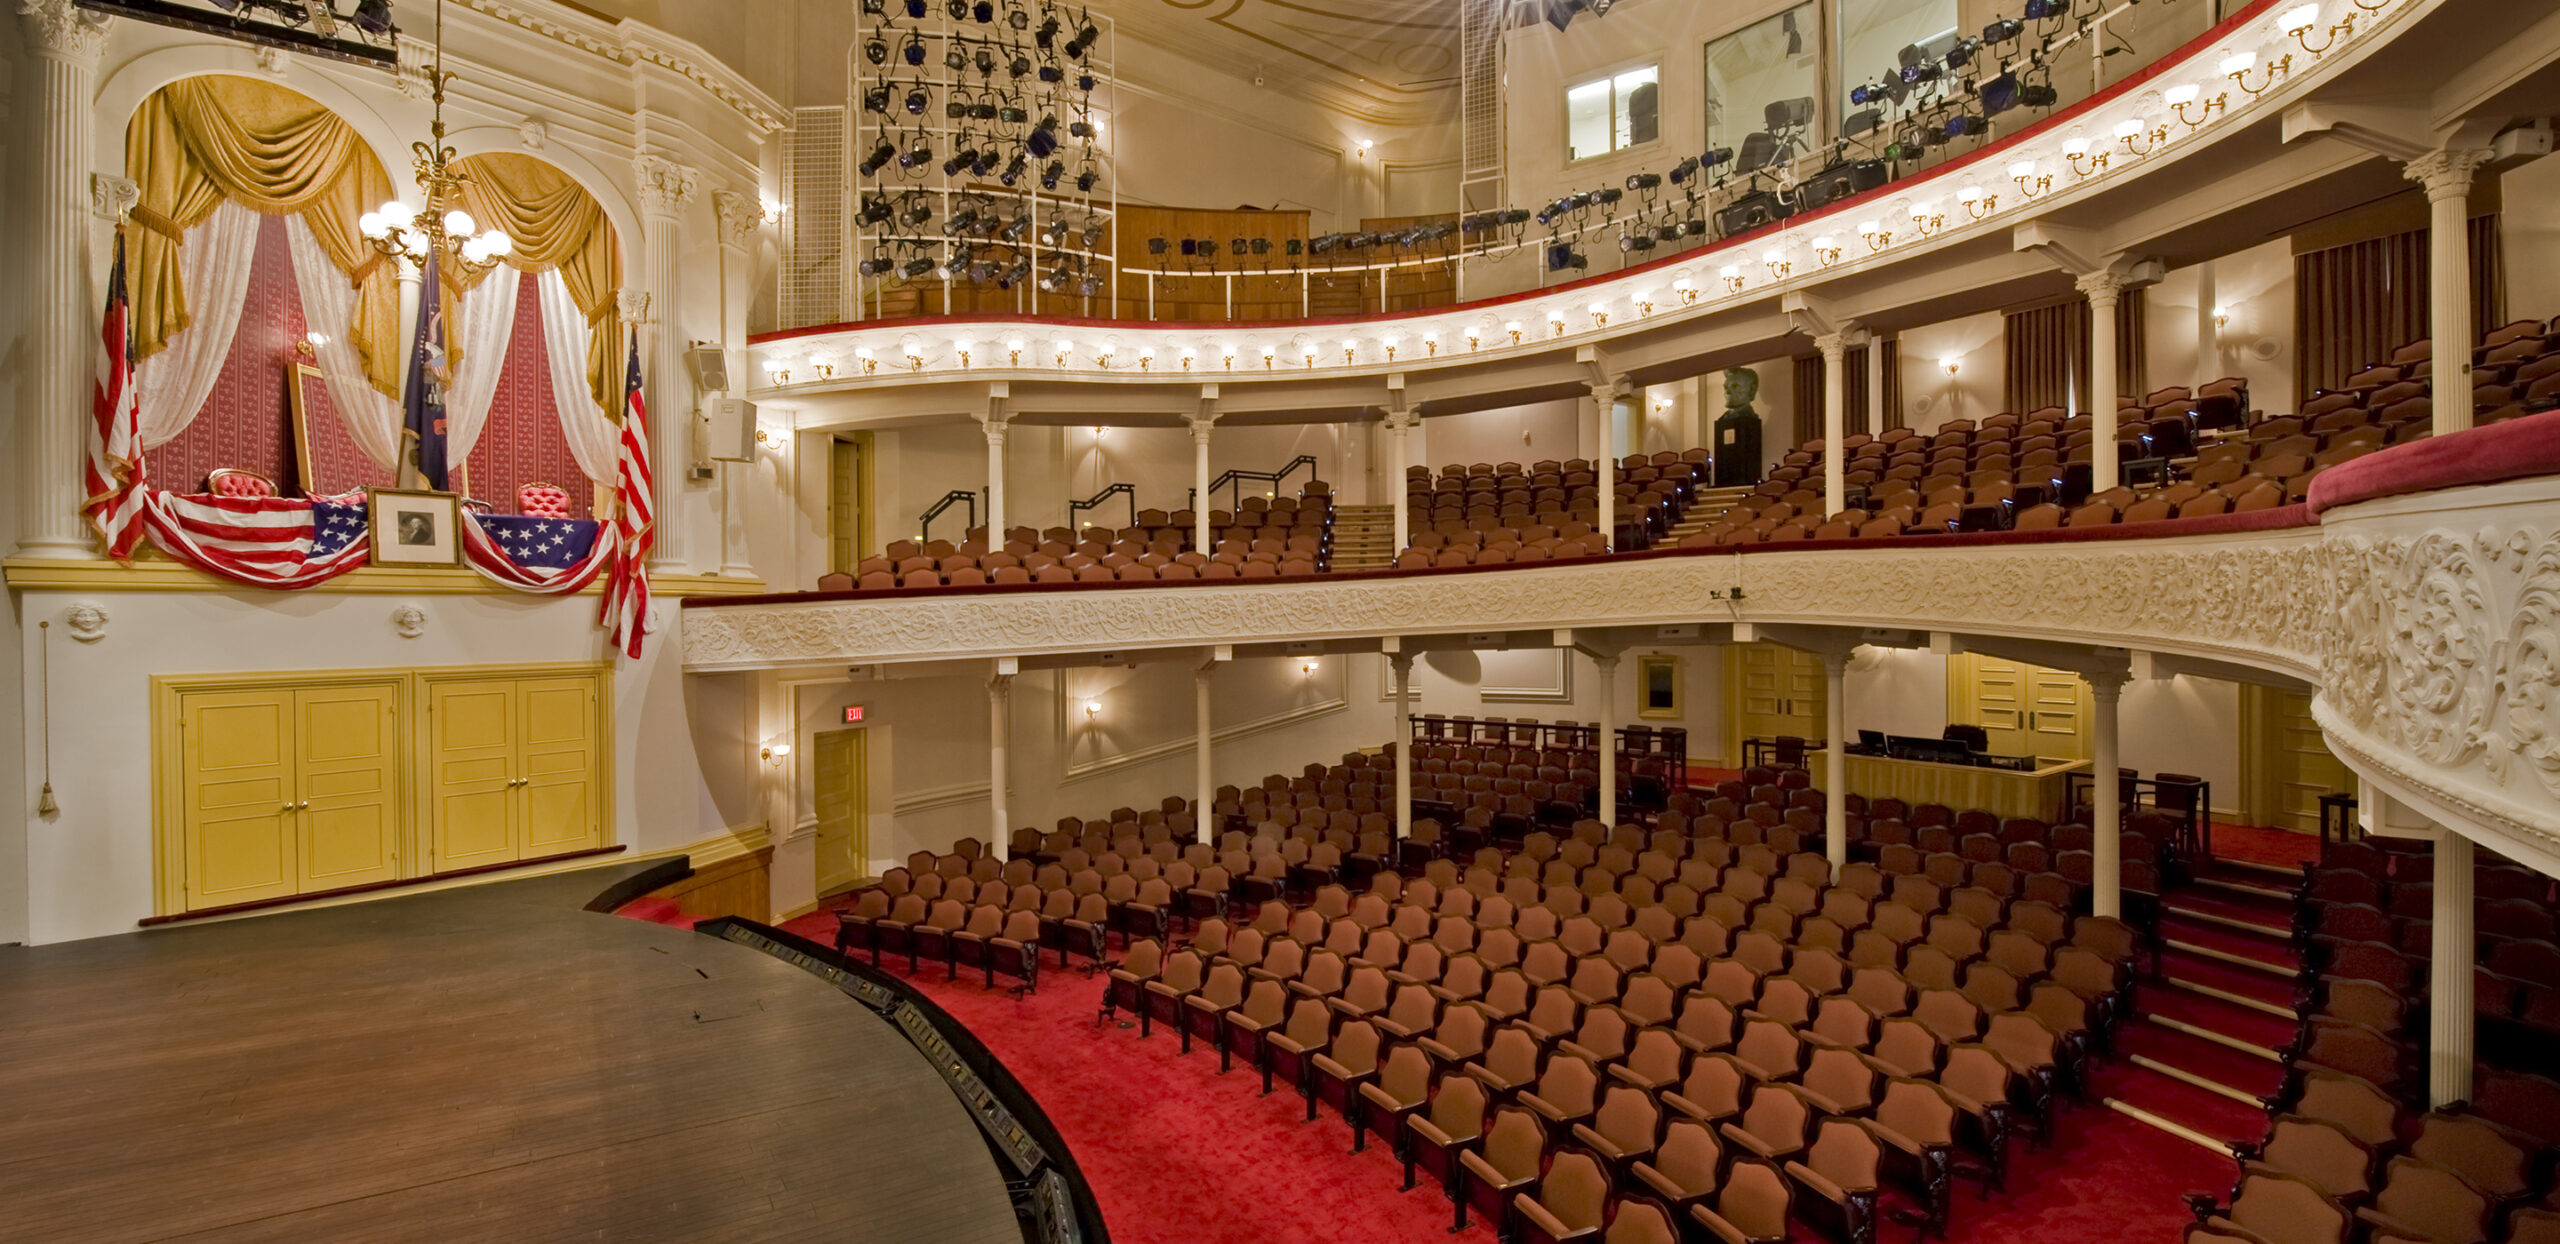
[706,397,758,461]
[684,344,731,394]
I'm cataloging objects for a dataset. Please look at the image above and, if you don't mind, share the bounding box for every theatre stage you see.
[0,865,1023,1243]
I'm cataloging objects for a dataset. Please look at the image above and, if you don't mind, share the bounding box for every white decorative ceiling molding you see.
[749,0,2424,394]
[2315,477,2560,874]
[1112,0,1460,127]
[457,0,786,133]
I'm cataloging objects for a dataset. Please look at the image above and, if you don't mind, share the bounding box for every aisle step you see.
[2140,986,2302,1053]
[2098,1060,2264,1149]
[2103,1098,2244,1157]
[2161,892,2293,939]
[2120,1019,2285,1098]
[2160,921,2298,978]
[2192,874,2299,904]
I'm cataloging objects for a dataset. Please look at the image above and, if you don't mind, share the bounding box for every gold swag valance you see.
[126,75,402,397]
[448,152,623,412]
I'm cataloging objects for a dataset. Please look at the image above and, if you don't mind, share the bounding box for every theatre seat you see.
[519,482,573,517]
[207,468,277,498]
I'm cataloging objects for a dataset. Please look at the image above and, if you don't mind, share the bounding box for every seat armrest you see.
[1688,1204,1753,1244]
[1853,1117,1925,1158]
[1785,1160,1856,1204]
[1557,1039,1608,1064]
[1515,1197,1600,1243]
[1630,1160,1690,1205]
[1519,1091,1580,1124]
[1799,1086,1855,1117]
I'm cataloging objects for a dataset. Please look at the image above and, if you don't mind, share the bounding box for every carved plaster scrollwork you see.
[632,154,700,218]
[712,189,760,248]
[17,0,110,64]
[89,174,138,222]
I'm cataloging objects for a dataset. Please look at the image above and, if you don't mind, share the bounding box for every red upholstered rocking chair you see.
[206,468,277,498]
[518,482,573,518]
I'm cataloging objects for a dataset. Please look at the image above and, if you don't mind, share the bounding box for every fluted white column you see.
[1589,380,1619,551]
[1391,652,1414,840]
[2090,671,2126,920]
[1595,654,1620,825]
[1866,334,1886,437]
[1816,334,1849,519]
[987,669,1012,858]
[1195,661,1215,845]
[1188,415,1214,552]
[2080,273,2126,490]
[1385,408,1416,551]
[2432,830,2476,1108]
[635,154,699,571]
[14,1,111,559]
[983,418,1009,545]
[1824,651,1848,877]
[2408,150,2495,436]
[711,190,758,578]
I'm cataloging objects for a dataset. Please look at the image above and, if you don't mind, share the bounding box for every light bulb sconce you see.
[1138,348,1155,371]
[1909,208,1946,238]
[1054,343,1072,368]
[1095,349,1115,370]
[813,362,838,380]
[1005,340,1025,366]
[1674,280,1700,305]
[1588,306,1609,328]
[1720,266,1745,294]
[1301,349,1316,369]
[1299,660,1319,675]
[854,349,875,375]
[1506,323,1524,346]
[2225,51,2291,96]
[1422,334,1439,357]
[1342,343,1358,365]
[1762,255,1791,280]
[2064,144,2109,177]
[1958,188,1997,219]
[2167,87,2226,129]
[905,352,925,372]
[1857,222,1891,251]
[1941,358,1961,378]
[1812,240,1842,267]
[760,741,794,764]
[2349,0,2385,12]
[2011,167,2053,199]
[1261,347,1276,369]
[2288,7,2354,53]
[955,341,973,368]
[1082,699,1101,719]
[2117,121,2169,157]
[1547,315,1567,338]
[1636,293,1657,315]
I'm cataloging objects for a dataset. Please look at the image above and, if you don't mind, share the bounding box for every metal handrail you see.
[1188,455,1317,513]
[917,489,979,546]
[1066,483,1138,535]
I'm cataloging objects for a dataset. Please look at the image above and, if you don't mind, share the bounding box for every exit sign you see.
[843,705,866,723]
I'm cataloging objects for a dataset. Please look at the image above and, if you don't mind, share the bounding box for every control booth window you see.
[1566,65,1660,162]
[1839,0,1961,143]
[1704,4,1817,161]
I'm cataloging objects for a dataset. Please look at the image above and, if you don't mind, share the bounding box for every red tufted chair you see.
[207,468,276,499]
[518,482,573,518]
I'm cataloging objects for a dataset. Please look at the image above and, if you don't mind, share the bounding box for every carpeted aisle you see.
[729,904,2233,1244]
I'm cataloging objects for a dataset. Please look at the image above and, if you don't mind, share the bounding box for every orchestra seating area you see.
[826,484,1336,588]
[2182,838,2560,1244]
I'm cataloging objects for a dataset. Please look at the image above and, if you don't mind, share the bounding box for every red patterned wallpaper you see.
[462,275,593,517]
[156,212,302,495]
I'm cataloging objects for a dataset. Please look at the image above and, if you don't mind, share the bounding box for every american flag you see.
[83,233,147,559]
[600,335,654,658]
[140,493,372,589]
[462,512,613,593]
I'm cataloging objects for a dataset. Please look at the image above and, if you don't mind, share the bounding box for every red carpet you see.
[2208,823,2321,869]
[723,902,2233,1244]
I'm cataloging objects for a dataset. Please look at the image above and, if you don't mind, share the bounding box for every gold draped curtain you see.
[126,75,402,396]
[450,153,623,411]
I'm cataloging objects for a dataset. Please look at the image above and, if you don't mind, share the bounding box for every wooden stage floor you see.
[0,865,1024,1243]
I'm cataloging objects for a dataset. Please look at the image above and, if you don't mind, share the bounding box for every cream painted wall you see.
[2122,674,2243,817]
[2147,239,2297,418]
[2502,154,2560,323]
[1896,310,2003,429]
[1845,646,1948,739]
[1418,400,1585,468]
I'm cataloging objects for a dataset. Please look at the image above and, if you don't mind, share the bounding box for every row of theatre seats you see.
[1081,807,2143,1244]
[1399,451,1717,563]
[824,486,1336,589]
[2205,838,2560,1244]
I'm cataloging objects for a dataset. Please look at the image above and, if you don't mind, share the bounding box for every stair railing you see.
[916,489,978,546]
[1186,455,1317,512]
[1065,483,1138,535]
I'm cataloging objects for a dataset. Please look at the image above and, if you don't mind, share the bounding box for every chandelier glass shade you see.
[357,0,513,273]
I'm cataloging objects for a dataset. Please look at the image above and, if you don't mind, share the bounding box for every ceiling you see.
[1104,0,1465,129]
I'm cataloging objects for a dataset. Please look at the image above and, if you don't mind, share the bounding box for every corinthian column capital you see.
[632,154,700,217]
[18,0,110,66]
[2404,148,2493,203]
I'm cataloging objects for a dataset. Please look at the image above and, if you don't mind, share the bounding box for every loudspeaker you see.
[706,396,758,462]
[683,344,730,394]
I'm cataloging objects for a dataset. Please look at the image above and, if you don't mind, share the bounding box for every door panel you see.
[296,683,401,890]
[519,677,600,856]
[1734,643,1824,752]
[2274,691,2351,833]
[813,729,865,895]
[1954,656,2091,761]
[431,681,520,870]
[183,693,297,908]
[830,438,862,574]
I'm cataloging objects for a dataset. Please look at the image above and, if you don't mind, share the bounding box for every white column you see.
[1823,650,1848,877]
[1595,654,1620,825]
[1589,381,1619,550]
[1391,652,1415,841]
[1866,335,1886,436]
[1188,415,1214,552]
[2408,150,2495,436]
[635,154,700,571]
[1816,333,1849,518]
[2432,829,2476,1108]
[711,191,758,579]
[1195,661,1215,845]
[2081,272,2126,491]
[2090,670,2126,920]
[987,669,1013,859]
[983,417,1009,545]
[2194,261,2220,392]
[13,1,110,559]
[1385,409,1416,551]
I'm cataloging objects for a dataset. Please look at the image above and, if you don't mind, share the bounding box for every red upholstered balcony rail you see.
[2308,410,2560,514]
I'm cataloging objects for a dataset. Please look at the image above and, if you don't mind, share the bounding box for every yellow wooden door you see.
[1952,656,2090,760]
[430,679,521,871]
[181,690,299,909]
[812,728,866,895]
[294,682,401,892]
[519,676,601,857]
[1733,643,1825,755]
[830,437,864,574]
[2270,690,2352,833]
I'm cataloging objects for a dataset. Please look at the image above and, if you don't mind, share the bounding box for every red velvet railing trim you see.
[2307,410,2560,514]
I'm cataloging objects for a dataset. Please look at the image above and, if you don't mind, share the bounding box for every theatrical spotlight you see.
[1547,243,1587,271]
[858,140,896,176]
[1626,171,1663,192]
[899,255,937,278]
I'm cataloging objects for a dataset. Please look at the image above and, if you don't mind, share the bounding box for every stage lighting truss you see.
[849,0,1117,316]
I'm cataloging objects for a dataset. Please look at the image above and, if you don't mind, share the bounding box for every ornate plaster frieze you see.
[748,0,2427,394]
[455,0,784,132]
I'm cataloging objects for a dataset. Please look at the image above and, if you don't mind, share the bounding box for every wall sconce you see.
[1719,265,1744,293]
[1546,311,1566,338]
[1761,250,1790,280]
[1260,344,1276,369]
[853,347,875,375]
[954,337,973,368]
[1674,277,1699,304]
[2063,138,2108,177]
[905,349,925,371]
[762,357,791,384]
[1137,346,1155,371]
[1957,186,1996,219]
[1299,659,1319,675]
[1941,358,1961,378]
[1379,334,1400,361]
[1342,338,1361,365]
[2166,84,2225,128]
[2214,304,2232,332]
[2223,49,2289,96]
[760,740,793,764]
[1004,337,1025,366]
[1082,699,1101,720]
[1857,221,1890,251]
[1421,331,1438,357]
[1095,346,1116,369]
[1587,303,1609,328]
[811,357,837,380]
[1053,339,1074,368]
[755,422,788,449]
[2115,118,2168,156]
[1504,321,1523,345]
[1180,346,1198,371]
[1909,202,1945,236]
[2285,4,2353,53]
[1301,345,1316,369]
[2009,160,2052,198]
[1355,139,1372,158]
[758,196,784,224]
[1812,238,1841,267]
[1632,291,1655,316]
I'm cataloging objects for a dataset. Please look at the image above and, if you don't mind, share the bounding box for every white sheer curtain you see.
[283,212,402,470]
[535,268,619,486]
[443,261,519,465]
[133,199,259,449]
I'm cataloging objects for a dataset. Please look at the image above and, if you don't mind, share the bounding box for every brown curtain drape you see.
[1881,338,1903,431]
[2118,286,2148,399]
[450,153,624,411]
[2293,215,2500,396]
[2004,298,2089,413]
[1842,344,1872,437]
[125,75,401,397]
[1793,354,1823,445]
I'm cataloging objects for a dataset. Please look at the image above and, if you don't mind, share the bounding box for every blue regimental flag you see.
[401,252,452,490]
